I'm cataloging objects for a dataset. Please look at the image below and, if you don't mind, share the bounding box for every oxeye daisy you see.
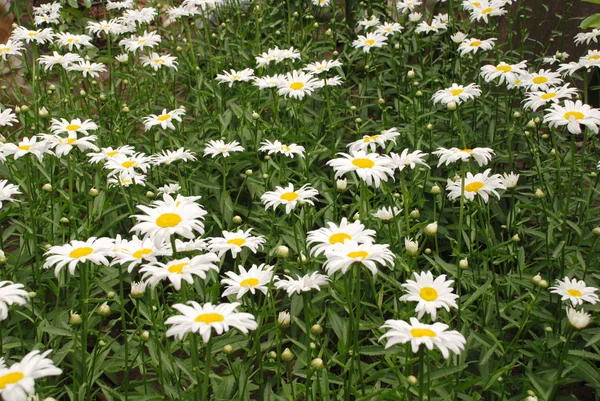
[42,133,99,157]
[261,183,319,214]
[104,153,153,178]
[130,193,208,246]
[152,148,196,165]
[523,84,578,111]
[446,169,506,203]
[143,108,186,131]
[543,100,600,135]
[108,172,147,188]
[67,61,107,78]
[388,149,429,171]
[274,272,329,295]
[221,264,274,299]
[323,240,394,276]
[524,69,562,91]
[55,32,93,51]
[0,349,62,401]
[432,147,494,167]
[2,136,52,162]
[50,118,98,135]
[557,61,583,77]
[277,70,320,99]
[203,140,244,158]
[375,22,403,36]
[432,83,481,106]
[208,228,266,258]
[500,172,520,189]
[141,52,178,70]
[275,46,301,62]
[0,281,29,321]
[306,218,376,256]
[380,317,466,358]
[575,29,600,45]
[255,48,281,67]
[347,128,400,153]
[372,206,402,221]
[10,26,55,44]
[0,108,17,127]
[457,38,496,56]
[175,238,208,253]
[253,74,286,89]
[397,0,422,13]
[480,61,528,85]
[119,31,161,52]
[38,51,83,71]
[121,7,157,25]
[111,235,169,272]
[107,0,134,10]
[352,32,388,53]
[399,271,459,321]
[43,237,114,277]
[311,0,331,6]
[165,301,257,342]
[303,59,342,74]
[0,180,21,209]
[566,307,592,329]
[468,0,506,22]
[140,253,219,290]
[258,139,305,158]
[358,15,380,29]
[158,183,182,195]
[0,40,24,61]
[87,19,125,36]
[327,150,395,188]
[215,68,255,87]
[549,277,599,306]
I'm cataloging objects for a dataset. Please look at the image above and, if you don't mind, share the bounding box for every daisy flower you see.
[432,147,494,167]
[108,172,147,188]
[50,118,98,135]
[372,206,401,221]
[203,140,244,158]
[400,271,459,321]
[580,50,600,69]
[143,108,186,131]
[34,13,60,25]
[375,22,403,36]
[2,136,52,162]
[543,51,569,65]
[158,183,182,195]
[215,68,255,87]
[323,240,394,276]
[130,193,208,246]
[43,237,114,277]
[380,317,466,358]
[119,31,161,53]
[450,31,468,43]
[566,307,592,329]
[524,69,562,91]
[468,0,506,23]
[446,169,506,203]
[141,52,178,71]
[107,0,134,10]
[523,84,578,111]
[352,32,388,53]
[0,349,62,401]
[274,272,329,295]
[255,48,281,67]
[38,52,83,71]
[277,70,320,100]
[544,100,600,135]
[165,301,257,342]
[0,181,21,209]
[261,183,319,214]
[87,19,126,36]
[307,217,376,256]
[221,264,274,299]
[10,26,54,44]
[42,133,99,157]
[55,32,93,51]
[388,149,429,171]
[327,150,395,188]
[0,40,24,60]
[140,253,219,290]
[358,15,380,29]
[152,148,196,165]
[175,238,208,253]
[67,61,107,78]
[348,128,400,153]
[408,12,423,22]
[432,83,481,106]
[0,108,18,127]
[480,61,528,85]
[549,277,599,306]
[311,0,331,6]
[557,61,583,77]
[104,153,153,178]
[397,0,422,13]
[111,235,169,272]
[33,2,61,15]
[0,281,28,321]
[121,7,157,26]
[275,46,301,63]
[500,172,520,189]
[208,228,265,258]
[253,74,286,89]
[457,38,496,56]
[88,145,136,164]
[575,29,600,45]
[415,21,445,34]
[303,59,343,75]
[258,139,305,158]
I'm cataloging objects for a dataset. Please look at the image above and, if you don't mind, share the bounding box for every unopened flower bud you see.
[534,117,541,124]
[60,217,69,224]
[98,340,106,346]
[122,106,130,112]
[245,169,253,176]
[415,90,423,97]
[89,188,99,196]
[512,234,520,242]
[278,311,291,327]
[541,134,549,140]
[407,70,415,78]
[69,311,82,326]
[424,248,432,255]
[545,326,552,332]
[355,117,362,123]
[407,375,418,385]
[140,331,150,341]
[146,191,155,198]
[567,308,591,329]
[378,98,385,105]
[262,173,269,179]
[336,178,347,191]
[252,111,260,120]
[431,184,441,194]
[409,209,420,219]
[97,302,111,317]
[99,94,106,101]
[593,227,600,235]
[447,102,457,111]
[38,107,49,117]
[274,245,289,258]
[311,324,323,335]
[425,221,438,236]
[223,344,233,354]
[80,89,86,96]
[106,291,115,298]
[232,215,242,224]
[28,291,36,298]
[532,273,542,284]
[538,279,549,288]
[353,213,360,221]
[281,348,294,361]
[42,183,52,192]
[459,258,469,269]
[426,123,433,130]
[534,188,545,198]
[513,111,521,118]
[269,351,277,359]
[527,119,536,128]
[311,358,324,369]
[350,105,357,111]
[21,105,29,112]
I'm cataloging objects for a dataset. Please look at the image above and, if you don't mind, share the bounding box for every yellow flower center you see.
[227,238,246,246]
[460,148,473,153]
[69,247,94,258]
[364,135,380,143]
[568,289,583,297]
[365,39,375,46]
[156,213,182,228]
[347,250,368,260]
[157,114,171,121]
[0,372,24,389]
[138,39,146,44]
[106,151,119,157]
[67,38,73,43]
[564,111,584,120]
[541,93,557,100]
[240,277,260,287]
[18,145,30,151]
[281,145,291,151]
[121,161,137,168]
[154,59,165,63]
[481,7,493,14]
[410,328,437,338]
[451,89,464,96]
[66,124,81,131]
[67,138,77,144]
[469,41,482,47]
[532,76,548,84]
[195,313,225,323]
[329,233,352,244]
[496,65,512,72]
[28,32,37,37]
[122,179,131,185]
[589,54,600,60]
[167,262,188,274]
[132,248,152,259]
[352,158,375,168]
[280,192,299,201]
[420,287,439,301]
[316,66,325,71]
[465,181,484,192]
[290,82,304,90]
[472,1,481,6]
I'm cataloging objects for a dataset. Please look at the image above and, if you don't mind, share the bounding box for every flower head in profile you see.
[400,271,458,321]
[38,52,83,71]
[141,52,178,70]
[165,301,257,342]
[111,235,170,272]
[0,40,24,61]
[143,108,186,131]
[259,139,305,158]
[307,217,376,256]
[261,183,319,214]
[347,129,400,153]
[55,32,93,51]
[303,59,342,75]
[87,19,126,36]
[140,253,219,290]
[523,84,578,111]
[0,349,62,401]
[432,83,481,106]
[0,108,17,127]
[372,206,401,221]
[221,264,274,299]
[42,133,99,157]
[275,272,329,295]
[500,172,519,189]
[352,32,388,53]
[277,70,320,99]
[208,228,265,258]
[0,180,21,209]
[203,140,244,158]
[468,0,507,23]
[216,68,255,87]
[323,240,394,276]
[550,277,599,306]
[119,31,161,52]
[43,237,114,277]
[397,0,422,13]
[380,317,466,358]
[543,100,600,135]
[388,149,429,171]
[480,61,528,85]
[432,147,494,167]
[446,169,505,203]
[152,148,196,165]
[67,61,107,78]
[375,22,403,36]
[327,151,395,188]
[575,29,600,46]
[566,307,591,329]
[0,281,29,321]
[457,38,496,56]
[10,26,54,44]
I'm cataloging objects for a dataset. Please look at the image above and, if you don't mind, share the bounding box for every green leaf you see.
[67,0,79,8]
[583,0,600,4]
[581,13,600,29]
